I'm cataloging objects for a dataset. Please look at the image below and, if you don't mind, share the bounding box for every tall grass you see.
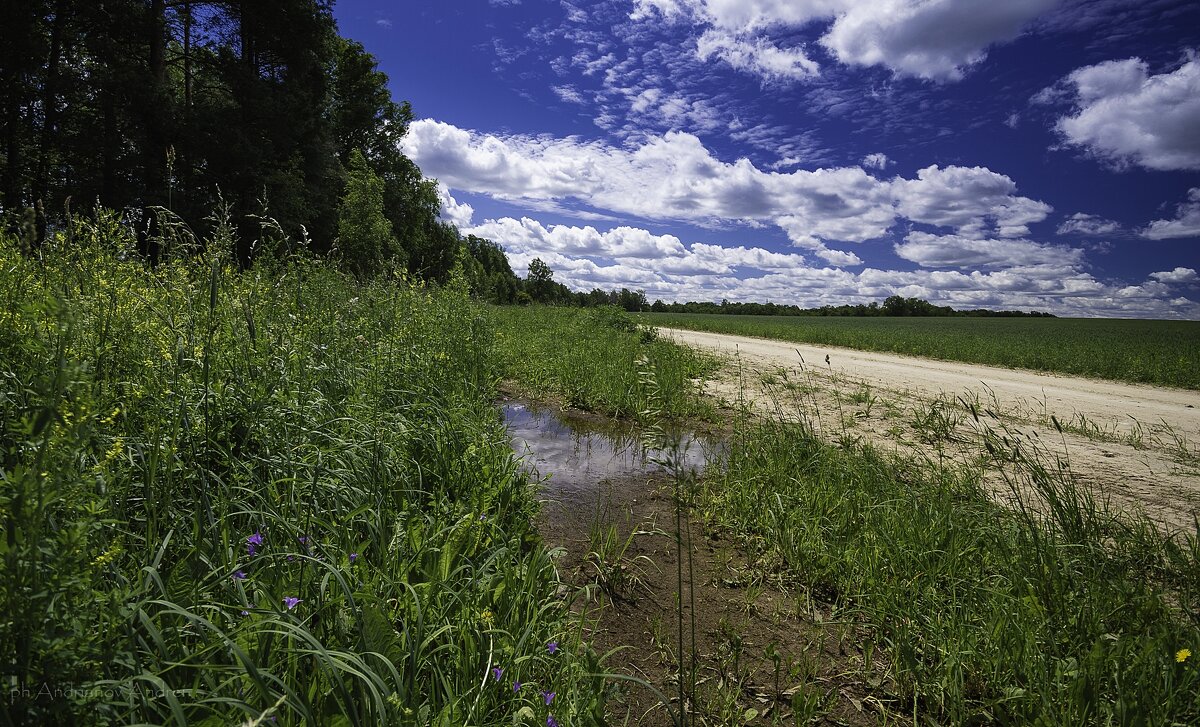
[643,312,1200,389]
[491,306,1199,722]
[492,305,717,421]
[0,211,606,725]
[704,410,1200,723]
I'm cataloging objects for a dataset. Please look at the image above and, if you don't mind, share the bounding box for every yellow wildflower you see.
[92,543,122,568]
[105,437,125,463]
[479,609,494,625]
[1178,648,1192,663]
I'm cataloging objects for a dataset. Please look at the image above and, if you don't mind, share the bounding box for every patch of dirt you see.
[537,472,903,726]
[661,328,1200,530]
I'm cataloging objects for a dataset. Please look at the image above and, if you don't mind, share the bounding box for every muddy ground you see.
[537,471,901,726]
[507,397,903,725]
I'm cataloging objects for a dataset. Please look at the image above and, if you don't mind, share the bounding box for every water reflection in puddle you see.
[501,401,716,494]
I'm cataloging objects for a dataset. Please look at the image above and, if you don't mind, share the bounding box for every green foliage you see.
[337,149,399,277]
[0,1,475,281]
[525,258,556,303]
[465,235,520,304]
[0,217,608,725]
[491,306,715,420]
[642,312,1200,389]
[704,418,1200,723]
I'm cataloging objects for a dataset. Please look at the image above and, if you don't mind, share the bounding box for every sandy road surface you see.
[662,328,1200,433]
[661,327,1200,528]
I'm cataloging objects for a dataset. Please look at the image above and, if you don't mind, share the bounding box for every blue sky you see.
[334,0,1200,317]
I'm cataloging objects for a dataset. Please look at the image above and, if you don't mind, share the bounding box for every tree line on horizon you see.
[644,295,1056,317]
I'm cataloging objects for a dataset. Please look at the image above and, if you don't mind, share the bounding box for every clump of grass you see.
[0,211,607,725]
[492,305,717,421]
[704,411,1200,723]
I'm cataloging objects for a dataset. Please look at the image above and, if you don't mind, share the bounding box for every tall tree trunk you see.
[182,2,192,112]
[34,0,69,202]
[101,85,117,205]
[1,99,21,211]
[142,0,168,205]
[239,0,255,71]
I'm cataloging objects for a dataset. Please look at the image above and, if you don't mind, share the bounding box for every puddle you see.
[501,400,716,495]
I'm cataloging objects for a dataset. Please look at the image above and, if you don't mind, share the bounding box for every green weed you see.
[493,305,717,421]
[0,214,606,725]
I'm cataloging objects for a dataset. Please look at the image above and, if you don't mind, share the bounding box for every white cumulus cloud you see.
[894,232,1085,270]
[1150,267,1198,284]
[630,0,1057,81]
[403,120,1052,258]
[861,153,889,170]
[460,214,1192,318]
[1055,56,1200,171]
[820,0,1058,81]
[435,183,474,228]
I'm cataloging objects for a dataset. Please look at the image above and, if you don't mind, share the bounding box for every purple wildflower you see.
[491,666,503,682]
[541,691,555,706]
[349,552,358,563]
[547,716,559,727]
[283,596,301,611]
[547,641,558,654]
[247,532,263,556]
[232,570,247,581]
[512,680,522,693]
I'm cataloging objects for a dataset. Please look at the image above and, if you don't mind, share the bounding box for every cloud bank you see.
[405,119,1053,266]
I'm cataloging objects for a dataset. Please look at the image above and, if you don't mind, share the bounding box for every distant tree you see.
[616,287,647,312]
[336,149,397,277]
[464,234,520,303]
[526,258,555,302]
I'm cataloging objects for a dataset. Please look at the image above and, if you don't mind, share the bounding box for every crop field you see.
[639,312,1200,389]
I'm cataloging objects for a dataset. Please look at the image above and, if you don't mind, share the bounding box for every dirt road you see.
[660,327,1200,528]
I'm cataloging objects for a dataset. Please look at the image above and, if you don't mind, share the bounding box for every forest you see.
[2,1,505,284]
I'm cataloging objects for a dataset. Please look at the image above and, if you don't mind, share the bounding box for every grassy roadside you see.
[494,311,1200,724]
[707,414,1199,723]
[491,305,719,421]
[641,312,1200,390]
[0,216,607,725]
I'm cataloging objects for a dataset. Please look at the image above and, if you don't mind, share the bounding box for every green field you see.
[639,313,1200,389]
